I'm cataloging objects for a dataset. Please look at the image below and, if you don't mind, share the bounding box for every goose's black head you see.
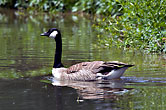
[40,28,61,39]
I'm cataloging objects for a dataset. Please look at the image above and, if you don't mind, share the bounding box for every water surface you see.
[0,8,166,110]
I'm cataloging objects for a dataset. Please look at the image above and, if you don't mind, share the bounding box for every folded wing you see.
[67,61,134,75]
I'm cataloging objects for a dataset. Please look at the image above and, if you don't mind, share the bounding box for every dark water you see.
[0,8,166,110]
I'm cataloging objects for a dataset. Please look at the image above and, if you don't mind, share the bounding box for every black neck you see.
[53,34,63,68]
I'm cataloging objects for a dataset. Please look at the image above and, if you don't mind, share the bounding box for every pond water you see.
[0,8,166,110]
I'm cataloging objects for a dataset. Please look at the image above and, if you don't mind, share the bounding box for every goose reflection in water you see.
[51,78,133,100]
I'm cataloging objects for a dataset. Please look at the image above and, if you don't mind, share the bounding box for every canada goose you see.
[41,28,134,81]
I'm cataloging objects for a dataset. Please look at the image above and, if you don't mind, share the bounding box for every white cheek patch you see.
[49,31,58,38]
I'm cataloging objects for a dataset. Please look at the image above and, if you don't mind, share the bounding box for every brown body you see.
[52,61,134,81]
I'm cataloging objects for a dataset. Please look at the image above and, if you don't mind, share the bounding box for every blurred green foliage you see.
[0,0,77,12]
[0,0,166,53]
[95,0,166,53]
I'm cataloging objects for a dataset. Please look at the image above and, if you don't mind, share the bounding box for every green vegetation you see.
[0,0,166,53]
[94,0,166,53]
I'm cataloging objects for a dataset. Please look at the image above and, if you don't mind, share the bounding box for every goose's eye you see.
[47,29,51,33]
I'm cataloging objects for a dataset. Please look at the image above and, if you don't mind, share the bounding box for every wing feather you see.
[66,61,134,74]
